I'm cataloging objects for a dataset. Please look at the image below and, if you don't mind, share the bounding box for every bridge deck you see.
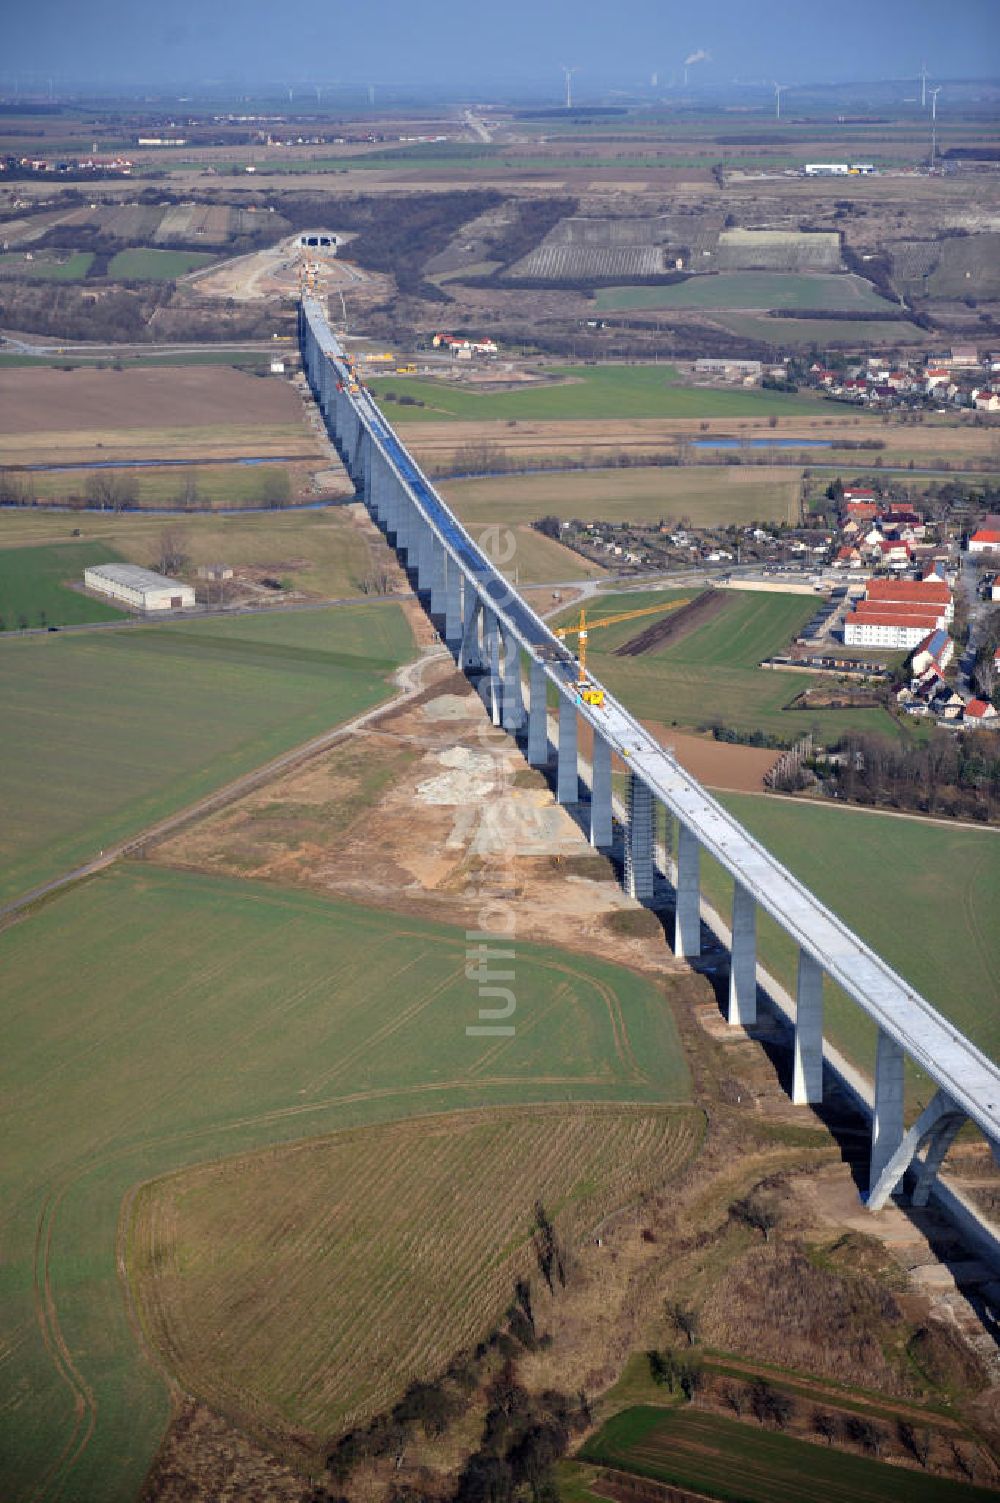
[302,296,1000,1145]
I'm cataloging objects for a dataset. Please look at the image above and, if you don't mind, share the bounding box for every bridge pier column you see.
[501,626,525,732]
[590,732,612,848]
[792,949,824,1105]
[361,434,375,515]
[674,821,701,958]
[869,1028,906,1196]
[445,556,463,648]
[461,590,483,670]
[727,880,757,1026]
[485,609,502,726]
[527,660,548,766]
[557,697,578,804]
[383,467,401,538]
[417,524,434,595]
[625,773,654,901]
[430,538,447,618]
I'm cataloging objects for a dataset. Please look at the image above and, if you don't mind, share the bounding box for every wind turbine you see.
[774,82,786,120]
[929,85,941,168]
[561,65,578,109]
[919,62,928,109]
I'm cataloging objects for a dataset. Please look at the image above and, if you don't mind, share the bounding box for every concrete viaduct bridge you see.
[300,294,1000,1223]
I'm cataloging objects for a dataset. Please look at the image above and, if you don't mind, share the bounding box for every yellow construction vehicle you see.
[553,599,686,708]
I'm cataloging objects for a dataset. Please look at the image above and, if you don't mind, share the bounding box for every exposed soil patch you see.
[643,725,779,794]
[615,589,727,657]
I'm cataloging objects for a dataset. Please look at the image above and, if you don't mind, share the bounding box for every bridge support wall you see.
[527,660,548,767]
[674,821,701,958]
[793,949,824,1105]
[502,626,525,731]
[557,698,578,804]
[727,880,757,1026]
[590,732,612,848]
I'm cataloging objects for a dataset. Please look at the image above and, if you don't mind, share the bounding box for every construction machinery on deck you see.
[548,598,687,708]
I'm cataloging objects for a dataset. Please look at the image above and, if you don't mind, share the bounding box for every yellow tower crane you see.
[553,599,686,708]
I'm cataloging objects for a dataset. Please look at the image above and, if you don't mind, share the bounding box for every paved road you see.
[0,646,448,929]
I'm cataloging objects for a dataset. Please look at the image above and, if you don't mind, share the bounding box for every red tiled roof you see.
[849,609,943,629]
[866,578,950,604]
[965,699,995,718]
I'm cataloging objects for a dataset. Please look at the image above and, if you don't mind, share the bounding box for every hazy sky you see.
[4,0,998,91]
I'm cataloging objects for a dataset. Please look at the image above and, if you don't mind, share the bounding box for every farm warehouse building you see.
[84,563,195,611]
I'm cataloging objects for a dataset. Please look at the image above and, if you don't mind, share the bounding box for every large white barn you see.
[83,563,195,611]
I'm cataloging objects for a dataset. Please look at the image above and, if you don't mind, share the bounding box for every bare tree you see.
[155,526,189,576]
[812,1410,837,1446]
[730,1192,781,1243]
[665,1300,700,1347]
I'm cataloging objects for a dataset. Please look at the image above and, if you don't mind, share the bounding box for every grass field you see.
[714,314,926,348]
[444,467,801,529]
[466,519,606,584]
[594,274,896,314]
[698,793,1000,1084]
[578,1405,996,1503]
[15,458,332,509]
[0,505,378,596]
[106,247,217,280]
[131,1106,701,1443]
[0,540,127,627]
[559,588,900,743]
[0,250,95,280]
[0,603,414,903]
[371,368,822,424]
[0,864,692,1502]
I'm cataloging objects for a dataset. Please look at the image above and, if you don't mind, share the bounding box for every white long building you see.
[84,563,195,611]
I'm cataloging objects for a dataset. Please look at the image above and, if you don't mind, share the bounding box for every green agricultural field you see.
[696,793,1000,1084]
[579,1405,996,1503]
[0,603,414,903]
[372,367,821,424]
[106,247,217,279]
[0,864,692,1502]
[444,466,801,529]
[0,540,127,627]
[594,273,896,314]
[559,588,900,743]
[714,314,926,348]
[0,250,94,280]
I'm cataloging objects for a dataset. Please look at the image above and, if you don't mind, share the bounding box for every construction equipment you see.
[552,599,686,708]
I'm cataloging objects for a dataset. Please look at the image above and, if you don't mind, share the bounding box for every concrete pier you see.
[445,555,463,648]
[501,625,525,731]
[869,1028,905,1193]
[727,880,757,1026]
[461,590,483,670]
[430,538,446,618]
[590,732,612,848]
[527,660,548,766]
[625,773,654,900]
[557,697,578,804]
[485,610,502,726]
[674,820,701,958]
[792,949,824,1105]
